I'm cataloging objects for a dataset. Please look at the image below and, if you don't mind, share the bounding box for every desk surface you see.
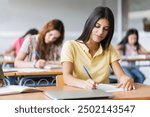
[121,55,150,62]
[15,69,62,76]
[3,68,62,76]
[0,83,150,100]
[4,72,16,77]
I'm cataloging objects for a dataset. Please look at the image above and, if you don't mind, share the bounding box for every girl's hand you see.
[117,75,135,91]
[35,59,46,68]
[81,79,97,89]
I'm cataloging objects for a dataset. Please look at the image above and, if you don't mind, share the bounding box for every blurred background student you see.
[0,28,39,57]
[15,19,64,68]
[116,28,150,83]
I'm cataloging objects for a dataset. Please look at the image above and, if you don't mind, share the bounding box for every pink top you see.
[125,44,138,55]
[12,37,24,56]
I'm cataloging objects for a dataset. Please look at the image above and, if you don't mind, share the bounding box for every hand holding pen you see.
[83,65,97,89]
[34,51,46,68]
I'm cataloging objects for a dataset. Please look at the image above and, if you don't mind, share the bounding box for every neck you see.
[86,40,99,51]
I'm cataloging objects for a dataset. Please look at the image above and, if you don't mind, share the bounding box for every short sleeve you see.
[109,44,120,63]
[61,41,75,64]
[19,36,31,54]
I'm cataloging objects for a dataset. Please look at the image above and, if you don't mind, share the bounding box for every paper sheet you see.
[97,84,124,92]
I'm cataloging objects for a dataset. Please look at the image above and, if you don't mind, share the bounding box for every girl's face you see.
[90,18,109,43]
[128,34,137,45]
[45,30,61,44]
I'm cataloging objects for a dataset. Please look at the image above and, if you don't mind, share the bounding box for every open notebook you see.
[44,89,112,100]
[0,85,42,96]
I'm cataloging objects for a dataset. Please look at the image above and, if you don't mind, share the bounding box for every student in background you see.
[61,6,135,90]
[0,28,39,57]
[116,28,150,83]
[15,19,64,68]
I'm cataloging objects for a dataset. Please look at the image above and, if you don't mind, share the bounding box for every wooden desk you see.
[121,55,150,62]
[0,59,14,64]
[15,68,62,76]
[121,55,150,67]
[0,56,15,68]
[3,68,62,86]
[0,83,150,100]
[3,68,62,76]
[4,72,16,77]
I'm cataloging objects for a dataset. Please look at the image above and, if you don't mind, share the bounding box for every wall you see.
[1,0,150,52]
[0,0,120,51]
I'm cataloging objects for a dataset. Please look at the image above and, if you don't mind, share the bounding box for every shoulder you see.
[107,44,118,53]
[108,44,114,50]
[26,35,38,44]
[30,35,38,41]
[63,40,78,47]
[64,40,77,44]
[12,37,22,43]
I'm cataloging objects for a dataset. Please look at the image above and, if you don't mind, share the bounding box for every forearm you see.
[63,74,85,88]
[14,60,34,68]
[111,61,126,81]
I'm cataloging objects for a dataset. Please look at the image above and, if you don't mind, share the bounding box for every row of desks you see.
[1,56,150,100]
[0,83,150,100]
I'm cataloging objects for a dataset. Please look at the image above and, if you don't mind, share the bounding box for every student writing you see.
[115,28,150,83]
[61,6,135,90]
[15,19,65,68]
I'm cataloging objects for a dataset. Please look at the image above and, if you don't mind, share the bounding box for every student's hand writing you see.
[35,59,46,68]
[117,75,135,91]
[81,79,97,89]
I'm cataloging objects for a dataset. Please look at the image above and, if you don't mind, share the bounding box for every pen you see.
[35,51,41,59]
[83,65,92,79]
[83,65,97,89]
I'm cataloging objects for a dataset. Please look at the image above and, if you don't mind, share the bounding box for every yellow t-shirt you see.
[61,40,120,83]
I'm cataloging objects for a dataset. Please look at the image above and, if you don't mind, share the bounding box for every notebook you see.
[44,89,113,100]
[0,85,42,96]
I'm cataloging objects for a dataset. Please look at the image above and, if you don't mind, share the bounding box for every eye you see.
[95,23,100,28]
[95,23,109,31]
[103,27,109,31]
[48,33,52,36]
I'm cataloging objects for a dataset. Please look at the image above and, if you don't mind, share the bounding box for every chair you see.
[19,75,56,87]
[56,75,64,87]
[2,77,10,86]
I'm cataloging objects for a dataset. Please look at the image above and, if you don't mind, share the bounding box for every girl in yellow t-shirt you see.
[61,6,135,90]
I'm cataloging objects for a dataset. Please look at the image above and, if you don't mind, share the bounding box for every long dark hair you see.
[76,6,114,50]
[22,28,39,38]
[118,28,140,55]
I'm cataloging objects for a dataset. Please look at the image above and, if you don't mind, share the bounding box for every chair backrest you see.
[56,75,64,87]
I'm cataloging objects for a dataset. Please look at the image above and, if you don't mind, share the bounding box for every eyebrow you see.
[96,22,109,27]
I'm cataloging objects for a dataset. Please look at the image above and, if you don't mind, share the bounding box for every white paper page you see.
[3,68,49,73]
[0,85,30,95]
[44,64,62,69]
[97,84,124,92]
